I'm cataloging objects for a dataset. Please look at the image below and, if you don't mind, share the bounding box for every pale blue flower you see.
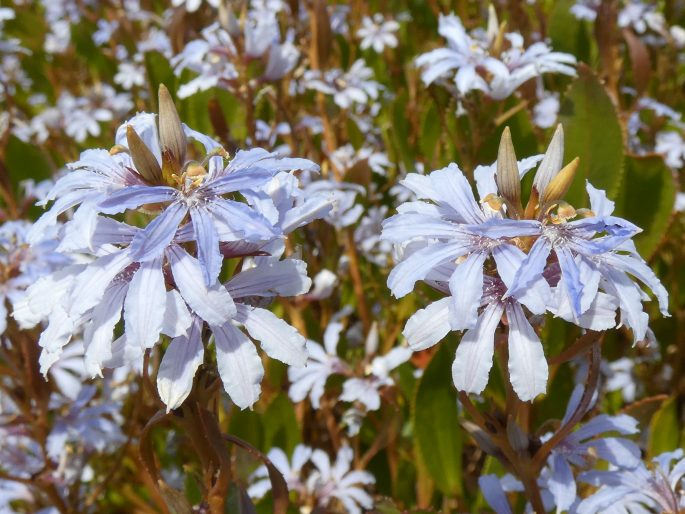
[156,254,311,410]
[578,449,685,513]
[416,11,576,100]
[382,161,540,332]
[543,385,641,512]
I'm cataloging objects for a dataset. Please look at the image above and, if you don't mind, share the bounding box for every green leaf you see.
[648,396,681,457]
[614,155,676,257]
[412,342,462,496]
[548,0,592,63]
[558,67,624,207]
[145,51,177,106]
[262,394,300,455]
[5,136,53,192]
[391,90,414,168]
[419,103,440,162]
[229,408,264,451]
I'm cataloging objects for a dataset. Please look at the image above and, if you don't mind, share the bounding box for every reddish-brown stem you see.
[345,229,371,334]
[533,341,602,470]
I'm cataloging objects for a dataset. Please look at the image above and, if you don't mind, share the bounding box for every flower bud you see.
[158,84,187,183]
[495,127,522,216]
[126,125,162,184]
[540,157,579,205]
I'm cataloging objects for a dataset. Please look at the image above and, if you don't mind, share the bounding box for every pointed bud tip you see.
[496,126,521,212]
[541,157,580,205]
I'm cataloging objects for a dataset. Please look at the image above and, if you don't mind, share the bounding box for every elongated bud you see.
[540,157,580,205]
[158,84,187,180]
[533,124,564,195]
[506,417,529,453]
[495,127,522,215]
[486,4,499,43]
[126,125,162,184]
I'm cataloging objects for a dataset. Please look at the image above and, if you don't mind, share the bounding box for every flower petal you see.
[236,304,306,367]
[388,242,469,298]
[452,303,503,394]
[212,322,264,409]
[506,237,552,300]
[448,251,487,330]
[402,297,451,351]
[226,259,311,299]
[167,244,236,325]
[157,320,204,411]
[97,185,177,214]
[506,302,548,401]
[83,282,127,377]
[130,201,188,261]
[161,290,193,338]
[190,205,222,286]
[124,257,166,349]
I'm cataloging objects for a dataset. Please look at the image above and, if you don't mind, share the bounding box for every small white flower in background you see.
[570,0,599,21]
[355,205,394,267]
[92,19,118,46]
[655,130,685,168]
[572,0,668,45]
[304,269,338,300]
[303,60,383,109]
[340,345,412,411]
[416,9,576,100]
[618,1,666,35]
[248,444,375,513]
[114,61,146,90]
[0,220,70,335]
[675,192,685,213]
[171,23,238,99]
[357,14,400,53]
[171,0,219,12]
[329,4,351,36]
[330,144,392,177]
[44,19,71,54]
[248,445,312,499]
[288,310,352,408]
[671,25,685,48]
[307,445,375,514]
[301,177,365,229]
[533,92,560,129]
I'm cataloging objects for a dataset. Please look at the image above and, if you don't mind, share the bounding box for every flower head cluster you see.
[172,7,298,99]
[382,125,669,401]
[480,384,643,513]
[416,9,576,100]
[578,448,685,513]
[17,85,326,411]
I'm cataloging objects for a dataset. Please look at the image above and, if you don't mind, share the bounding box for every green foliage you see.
[648,396,682,457]
[548,0,593,64]
[559,67,625,206]
[412,342,463,497]
[615,155,676,257]
[262,394,300,456]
